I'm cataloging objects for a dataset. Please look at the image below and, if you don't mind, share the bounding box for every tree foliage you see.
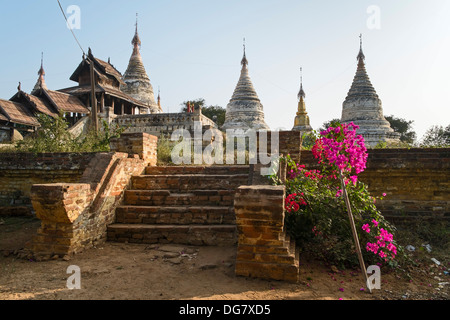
[180,98,206,113]
[420,124,450,147]
[384,115,416,144]
[318,118,341,133]
[201,105,226,126]
[15,113,126,153]
[180,98,225,126]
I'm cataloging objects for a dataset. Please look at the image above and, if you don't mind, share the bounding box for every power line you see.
[56,0,98,132]
[56,0,85,55]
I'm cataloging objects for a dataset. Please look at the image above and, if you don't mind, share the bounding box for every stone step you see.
[131,174,249,191]
[124,189,235,206]
[107,224,237,246]
[145,165,250,175]
[115,205,235,225]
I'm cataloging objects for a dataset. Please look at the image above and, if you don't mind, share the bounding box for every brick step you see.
[131,174,249,191]
[285,234,300,265]
[145,165,250,175]
[236,243,295,258]
[234,260,300,282]
[236,252,297,265]
[115,205,235,225]
[107,224,237,246]
[124,189,235,206]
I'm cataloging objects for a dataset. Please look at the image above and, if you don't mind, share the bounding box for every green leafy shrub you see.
[15,114,126,153]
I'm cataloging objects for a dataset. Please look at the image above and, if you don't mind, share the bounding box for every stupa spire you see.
[297,67,305,100]
[157,87,161,109]
[121,14,162,113]
[132,13,141,55]
[357,33,366,69]
[32,52,48,92]
[222,40,269,131]
[293,67,312,132]
[340,35,400,147]
[241,38,248,68]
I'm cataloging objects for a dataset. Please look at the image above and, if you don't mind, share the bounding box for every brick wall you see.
[298,148,450,222]
[0,132,158,212]
[7,132,159,258]
[110,132,158,166]
[234,185,299,282]
[255,130,303,163]
[114,110,217,138]
[0,153,96,212]
[28,153,147,257]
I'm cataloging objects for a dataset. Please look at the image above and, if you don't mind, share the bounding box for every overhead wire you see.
[56,0,86,56]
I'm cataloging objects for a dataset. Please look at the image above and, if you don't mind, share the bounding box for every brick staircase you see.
[107,165,250,246]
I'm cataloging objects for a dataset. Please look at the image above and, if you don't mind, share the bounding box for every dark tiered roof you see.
[0,99,40,127]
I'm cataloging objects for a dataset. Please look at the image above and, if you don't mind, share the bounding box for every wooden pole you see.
[339,170,372,293]
[100,93,105,113]
[89,57,98,132]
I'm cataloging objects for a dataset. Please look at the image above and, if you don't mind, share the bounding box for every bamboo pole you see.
[339,170,372,293]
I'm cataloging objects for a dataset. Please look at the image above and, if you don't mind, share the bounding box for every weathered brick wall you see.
[28,153,147,257]
[114,110,216,138]
[298,148,450,222]
[0,132,158,212]
[0,153,96,211]
[4,132,159,259]
[256,130,302,163]
[110,132,158,166]
[234,185,299,282]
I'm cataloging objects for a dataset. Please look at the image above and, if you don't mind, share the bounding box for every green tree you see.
[15,113,126,153]
[385,115,416,144]
[201,105,226,126]
[180,98,206,112]
[15,113,77,153]
[318,118,341,133]
[420,124,450,147]
[180,99,225,126]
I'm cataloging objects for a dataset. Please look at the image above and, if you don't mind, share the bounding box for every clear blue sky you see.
[0,0,449,140]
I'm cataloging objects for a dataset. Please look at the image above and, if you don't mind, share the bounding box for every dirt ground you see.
[0,216,448,302]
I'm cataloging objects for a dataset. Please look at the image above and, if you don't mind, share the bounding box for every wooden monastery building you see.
[0,19,171,143]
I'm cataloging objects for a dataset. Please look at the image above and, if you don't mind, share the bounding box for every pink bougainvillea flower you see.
[362,224,371,233]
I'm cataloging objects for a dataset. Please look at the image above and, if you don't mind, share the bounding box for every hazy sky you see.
[0,0,449,140]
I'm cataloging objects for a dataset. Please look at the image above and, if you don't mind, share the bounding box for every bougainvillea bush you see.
[274,122,402,269]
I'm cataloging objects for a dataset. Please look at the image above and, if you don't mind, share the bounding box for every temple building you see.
[292,68,312,133]
[58,48,149,117]
[221,41,270,132]
[120,16,162,114]
[341,36,400,147]
[0,57,90,143]
[0,17,219,143]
